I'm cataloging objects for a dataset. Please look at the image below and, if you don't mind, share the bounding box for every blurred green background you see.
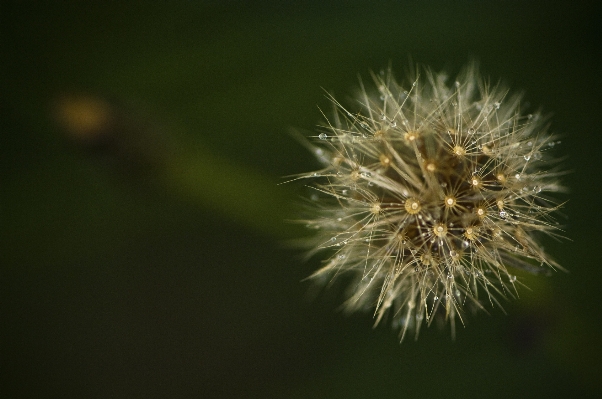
[2,1,601,398]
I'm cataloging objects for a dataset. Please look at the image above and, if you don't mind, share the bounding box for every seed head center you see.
[404,131,419,142]
[371,203,381,214]
[433,223,448,237]
[445,196,457,207]
[453,146,466,156]
[476,206,487,218]
[405,198,421,214]
[470,175,482,188]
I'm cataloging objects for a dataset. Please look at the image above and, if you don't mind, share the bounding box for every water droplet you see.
[524,154,531,161]
[390,122,397,128]
[450,250,458,257]
[412,82,417,87]
[515,174,521,180]
[548,141,555,147]
[468,127,475,134]
[434,296,439,301]
[337,217,342,222]
[360,122,369,128]
[408,300,415,309]
[462,241,470,249]
[330,237,337,242]
[341,189,348,195]
[337,254,346,260]
[527,114,533,120]
[440,182,447,188]
[533,186,542,193]
[455,81,460,87]
[509,275,517,282]
[380,114,387,121]
[367,182,374,186]
[494,102,501,109]
[362,172,372,178]
[447,274,453,279]
[527,141,533,147]
[318,133,327,140]
[499,210,507,218]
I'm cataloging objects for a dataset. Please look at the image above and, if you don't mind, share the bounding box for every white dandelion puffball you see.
[296,62,566,341]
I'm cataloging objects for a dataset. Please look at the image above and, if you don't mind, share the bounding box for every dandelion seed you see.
[293,61,567,341]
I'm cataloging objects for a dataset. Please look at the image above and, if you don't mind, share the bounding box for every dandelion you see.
[294,62,566,341]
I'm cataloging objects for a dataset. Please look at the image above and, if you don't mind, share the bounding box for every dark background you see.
[2,1,601,398]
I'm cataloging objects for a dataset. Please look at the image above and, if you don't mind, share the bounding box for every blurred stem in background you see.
[53,93,301,238]
[163,150,296,238]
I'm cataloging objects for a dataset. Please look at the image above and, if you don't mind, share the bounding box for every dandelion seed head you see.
[294,62,567,341]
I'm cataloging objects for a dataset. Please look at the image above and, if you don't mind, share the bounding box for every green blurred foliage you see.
[1,1,601,398]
